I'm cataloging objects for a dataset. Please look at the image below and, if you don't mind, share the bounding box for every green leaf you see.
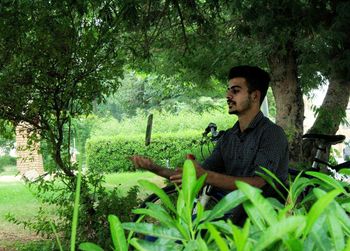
[133,205,175,228]
[108,215,127,251]
[236,181,277,226]
[308,215,331,251]
[335,203,350,235]
[303,189,342,238]
[327,211,345,250]
[209,221,232,235]
[283,237,303,251]
[204,190,247,222]
[206,223,229,251]
[339,168,350,175]
[231,220,251,251]
[257,167,288,199]
[138,180,176,214]
[122,222,184,241]
[192,174,208,208]
[174,220,191,240]
[50,221,63,251]
[194,200,204,224]
[243,201,266,231]
[305,171,347,194]
[129,238,182,251]
[344,236,350,251]
[312,188,348,249]
[193,236,209,251]
[79,242,105,251]
[255,216,306,251]
[182,159,197,209]
[175,190,193,236]
[176,189,185,216]
[184,240,201,251]
[342,202,350,213]
[312,187,327,198]
[289,176,313,205]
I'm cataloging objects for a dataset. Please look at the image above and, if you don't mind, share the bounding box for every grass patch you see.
[0,171,167,248]
[105,171,167,198]
[0,180,43,248]
[0,240,54,251]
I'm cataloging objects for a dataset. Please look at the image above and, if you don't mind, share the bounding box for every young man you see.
[130,65,289,193]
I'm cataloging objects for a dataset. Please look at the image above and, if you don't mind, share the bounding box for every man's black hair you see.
[228,65,270,105]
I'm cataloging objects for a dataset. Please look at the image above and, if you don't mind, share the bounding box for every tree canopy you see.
[0,0,349,164]
[0,0,349,247]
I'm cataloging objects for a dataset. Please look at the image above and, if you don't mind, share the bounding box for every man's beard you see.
[228,96,253,115]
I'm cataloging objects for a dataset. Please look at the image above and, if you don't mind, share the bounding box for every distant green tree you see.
[95,70,226,118]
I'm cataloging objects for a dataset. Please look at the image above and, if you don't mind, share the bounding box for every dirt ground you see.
[0,225,45,250]
[0,231,45,250]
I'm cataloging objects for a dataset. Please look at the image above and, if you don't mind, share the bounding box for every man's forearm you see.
[150,164,178,179]
[205,170,266,191]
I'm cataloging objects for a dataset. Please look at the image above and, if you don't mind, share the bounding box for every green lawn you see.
[0,180,43,248]
[104,171,166,197]
[0,169,166,249]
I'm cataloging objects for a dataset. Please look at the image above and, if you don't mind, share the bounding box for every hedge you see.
[0,155,16,172]
[86,131,213,173]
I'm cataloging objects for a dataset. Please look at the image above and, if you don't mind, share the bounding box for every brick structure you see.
[16,123,44,178]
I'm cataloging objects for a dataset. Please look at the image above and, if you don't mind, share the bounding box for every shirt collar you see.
[247,111,264,129]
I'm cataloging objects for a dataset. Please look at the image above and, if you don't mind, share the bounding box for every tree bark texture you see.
[268,47,304,165]
[302,77,350,162]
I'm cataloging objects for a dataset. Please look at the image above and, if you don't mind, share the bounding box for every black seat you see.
[302,133,345,145]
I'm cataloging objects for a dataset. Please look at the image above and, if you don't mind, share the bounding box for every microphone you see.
[203,122,218,137]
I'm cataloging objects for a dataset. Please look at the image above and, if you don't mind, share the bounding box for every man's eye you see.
[228,87,239,94]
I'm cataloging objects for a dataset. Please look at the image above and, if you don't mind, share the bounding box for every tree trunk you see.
[302,77,350,162]
[268,46,304,165]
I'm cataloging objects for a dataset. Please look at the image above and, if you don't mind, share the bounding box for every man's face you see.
[226,77,254,115]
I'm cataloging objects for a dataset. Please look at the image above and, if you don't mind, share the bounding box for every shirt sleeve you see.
[253,125,289,181]
[201,135,225,173]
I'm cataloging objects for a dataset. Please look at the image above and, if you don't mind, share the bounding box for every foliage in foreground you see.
[80,162,350,251]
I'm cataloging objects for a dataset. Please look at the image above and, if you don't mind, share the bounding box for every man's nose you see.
[226,89,233,98]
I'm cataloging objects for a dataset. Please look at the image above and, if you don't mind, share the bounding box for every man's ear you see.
[253,90,260,102]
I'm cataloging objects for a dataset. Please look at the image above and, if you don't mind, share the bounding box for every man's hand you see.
[129,155,156,172]
[169,168,183,184]
[169,160,207,184]
[129,155,178,179]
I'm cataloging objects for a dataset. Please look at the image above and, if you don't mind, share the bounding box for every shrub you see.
[86,131,213,173]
